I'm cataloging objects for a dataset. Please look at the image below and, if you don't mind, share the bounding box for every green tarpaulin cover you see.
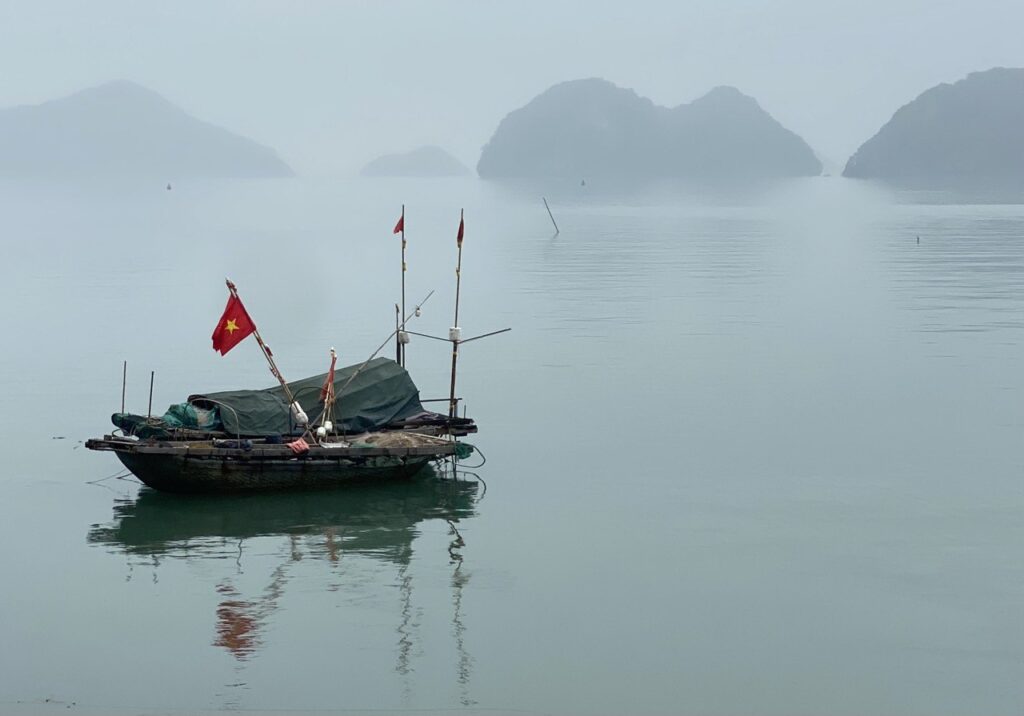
[189,357,424,436]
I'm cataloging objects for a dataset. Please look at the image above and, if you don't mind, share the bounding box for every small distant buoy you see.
[581,179,586,186]
[916,235,920,244]
[166,183,172,191]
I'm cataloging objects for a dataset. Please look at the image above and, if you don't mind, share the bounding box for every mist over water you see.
[0,176,1021,715]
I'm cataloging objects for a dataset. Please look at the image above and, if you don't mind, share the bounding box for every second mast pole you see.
[400,204,406,367]
[448,209,464,419]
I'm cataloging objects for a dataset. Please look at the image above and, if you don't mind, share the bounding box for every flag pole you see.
[321,347,337,431]
[448,209,464,419]
[395,303,401,364]
[225,278,296,408]
[454,209,464,328]
[400,204,407,367]
[447,336,460,419]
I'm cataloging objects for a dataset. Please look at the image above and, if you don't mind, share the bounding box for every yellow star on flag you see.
[225,318,239,334]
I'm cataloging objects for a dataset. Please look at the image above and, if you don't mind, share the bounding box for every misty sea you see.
[0,176,1021,715]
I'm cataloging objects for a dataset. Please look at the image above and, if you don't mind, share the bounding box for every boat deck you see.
[86,432,461,459]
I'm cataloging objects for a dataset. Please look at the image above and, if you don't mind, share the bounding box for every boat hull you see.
[114,450,435,493]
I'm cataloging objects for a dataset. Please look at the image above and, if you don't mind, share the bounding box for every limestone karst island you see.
[0,80,292,178]
[361,145,469,178]
[844,67,1024,186]
[477,78,822,180]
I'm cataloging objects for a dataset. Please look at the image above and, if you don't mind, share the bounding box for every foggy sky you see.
[1,0,1022,175]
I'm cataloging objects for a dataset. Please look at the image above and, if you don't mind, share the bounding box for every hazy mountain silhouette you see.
[0,80,292,178]
[361,145,469,177]
[844,68,1024,185]
[477,78,821,179]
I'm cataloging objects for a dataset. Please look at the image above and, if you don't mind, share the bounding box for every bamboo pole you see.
[322,347,337,431]
[121,360,127,414]
[543,197,559,233]
[448,341,459,419]
[225,278,296,407]
[400,204,407,367]
[449,209,464,419]
[336,290,435,400]
[147,371,154,420]
[454,209,464,327]
[395,303,401,363]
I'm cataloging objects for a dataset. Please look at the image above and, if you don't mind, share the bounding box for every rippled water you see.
[0,177,1021,715]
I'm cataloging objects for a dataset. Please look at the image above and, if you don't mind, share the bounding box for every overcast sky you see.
[1,0,1022,175]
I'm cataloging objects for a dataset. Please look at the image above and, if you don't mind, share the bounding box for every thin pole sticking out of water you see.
[147,371,154,420]
[543,197,560,234]
[121,360,127,414]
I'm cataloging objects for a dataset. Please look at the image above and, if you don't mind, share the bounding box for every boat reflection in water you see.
[88,467,480,705]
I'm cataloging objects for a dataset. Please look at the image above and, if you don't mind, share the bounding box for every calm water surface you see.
[0,177,1021,715]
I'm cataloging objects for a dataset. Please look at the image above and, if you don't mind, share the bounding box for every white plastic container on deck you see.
[290,401,309,427]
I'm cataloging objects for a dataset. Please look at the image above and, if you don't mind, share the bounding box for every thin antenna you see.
[336,290,435,399]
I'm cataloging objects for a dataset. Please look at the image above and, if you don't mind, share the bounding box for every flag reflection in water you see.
[88,469,480,700]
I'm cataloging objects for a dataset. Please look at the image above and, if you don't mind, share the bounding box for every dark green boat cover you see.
[190,357,424,436]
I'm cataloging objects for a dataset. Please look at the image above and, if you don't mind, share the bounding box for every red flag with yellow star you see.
[211,294,256,355]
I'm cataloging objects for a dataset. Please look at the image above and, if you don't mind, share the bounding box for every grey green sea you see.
[0,176,1021,715]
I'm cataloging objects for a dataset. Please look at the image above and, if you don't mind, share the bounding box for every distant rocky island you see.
[0,80,292,178]
[477,78,821,179]
[360,146,469,177]
[844,68,1024,185]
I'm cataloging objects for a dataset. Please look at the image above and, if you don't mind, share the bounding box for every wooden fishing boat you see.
[87,213,505,494]
[87,357,477,493]
[86,431,472,493]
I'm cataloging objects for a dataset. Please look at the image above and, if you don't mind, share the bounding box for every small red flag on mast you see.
[456,211,464,247]
[393,214,404,234]
[320,349,337,402]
